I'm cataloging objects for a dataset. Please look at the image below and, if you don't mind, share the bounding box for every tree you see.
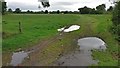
[96,4,106,14]
[63,11,68,14]
[8,8,12,12]
[14,8,21,13]
[57,10,60,14]
[27,10,30,13]
[0,1,7,14]
[78,6,93,14]
[26,10,33,13]
[44,10,48,14]
[107,6,113,12]
[112,2,119,26]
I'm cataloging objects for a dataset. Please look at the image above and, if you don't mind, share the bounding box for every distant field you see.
[2,14,118,66]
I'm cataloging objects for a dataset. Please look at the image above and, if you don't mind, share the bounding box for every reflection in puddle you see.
[57,25,80,32]
[54,37,107,66]
[10,51,28,66]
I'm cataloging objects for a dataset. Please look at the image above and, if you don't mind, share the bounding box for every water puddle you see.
[54,37,107,66]
[10,51,28,66]
[57,25,80,32]
[78,37,107,50]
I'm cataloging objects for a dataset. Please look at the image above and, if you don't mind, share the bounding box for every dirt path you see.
[2,33,66,66]
[25,34,61,53]
[20,33,64,66]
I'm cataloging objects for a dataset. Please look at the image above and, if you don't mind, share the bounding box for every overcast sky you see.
[5,0,115,11]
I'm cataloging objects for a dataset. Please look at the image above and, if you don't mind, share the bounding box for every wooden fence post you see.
[19,22,22,33]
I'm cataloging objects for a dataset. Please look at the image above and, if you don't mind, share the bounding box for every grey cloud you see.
[48,2,77,11]
[49,6,70,11]
[52,2,78,6]
[7,2,38,10]
[7,2,70,11]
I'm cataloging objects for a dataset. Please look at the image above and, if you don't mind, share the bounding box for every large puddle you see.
[10,51,29,66]
[57,25,80,32]
[78,37,107,50]
[54,37,107,66]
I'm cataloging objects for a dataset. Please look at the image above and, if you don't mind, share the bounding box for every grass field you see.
[2,14,79,52]
[2,14,119,66]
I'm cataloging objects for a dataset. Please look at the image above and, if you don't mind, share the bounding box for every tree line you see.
[78,4,113,14]
[0,1,113,14]
[7,4,113,14]
[7,8,80,14]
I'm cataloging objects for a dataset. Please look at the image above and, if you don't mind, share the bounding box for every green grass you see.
[2,14,119,66]
[2,14,79,52]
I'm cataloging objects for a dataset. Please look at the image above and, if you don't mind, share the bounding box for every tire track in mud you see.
[21,33,63,66]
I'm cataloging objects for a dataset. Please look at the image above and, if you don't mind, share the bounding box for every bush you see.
[111,1,120,41]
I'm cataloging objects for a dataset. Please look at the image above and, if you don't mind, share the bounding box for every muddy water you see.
[10,51,28,66]
[54,37,106,66]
